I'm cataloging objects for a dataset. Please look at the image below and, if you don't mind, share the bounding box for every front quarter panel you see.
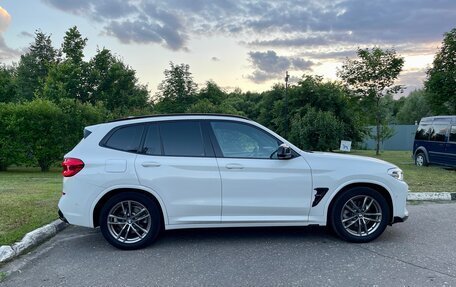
[303,152,408,225]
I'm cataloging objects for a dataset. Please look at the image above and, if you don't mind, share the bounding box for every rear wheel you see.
[415,152,428,166]
[331,187,390,243]
[100,192,161,250]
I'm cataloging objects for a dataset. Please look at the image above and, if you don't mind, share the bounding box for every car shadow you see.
[153,225,337,247]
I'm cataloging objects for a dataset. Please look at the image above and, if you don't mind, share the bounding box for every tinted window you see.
[450,126,456,142]
[105,125,143,152]
[211,121,280,159]
[430,123,448,142]
[160,121,205,157]
[143,124,161,155]
[415,122,431,140]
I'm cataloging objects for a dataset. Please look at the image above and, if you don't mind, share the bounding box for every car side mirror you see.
[277,144,292,159]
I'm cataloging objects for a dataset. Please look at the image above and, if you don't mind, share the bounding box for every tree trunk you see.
[38,159,50,172]
[0,161,7,171]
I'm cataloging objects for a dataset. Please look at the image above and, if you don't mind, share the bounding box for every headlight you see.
[388,168,403,181]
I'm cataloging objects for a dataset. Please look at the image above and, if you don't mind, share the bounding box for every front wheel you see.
[331,187,390,243]
[99,192,161,250]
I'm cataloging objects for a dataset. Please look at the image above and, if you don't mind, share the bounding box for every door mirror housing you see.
[277,144,292,159]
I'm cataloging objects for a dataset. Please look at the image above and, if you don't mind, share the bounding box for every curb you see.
[0,219,67,264]
[407,192,456,201]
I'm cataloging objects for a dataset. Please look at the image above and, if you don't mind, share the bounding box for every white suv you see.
[59,114,408,250]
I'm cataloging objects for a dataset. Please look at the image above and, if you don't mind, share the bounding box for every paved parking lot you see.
[1,202,456,287]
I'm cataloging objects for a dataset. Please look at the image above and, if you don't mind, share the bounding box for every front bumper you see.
[393,214,408,224]
[58,209,69,223]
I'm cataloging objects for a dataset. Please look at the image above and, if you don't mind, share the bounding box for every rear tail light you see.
[62,158,85,177]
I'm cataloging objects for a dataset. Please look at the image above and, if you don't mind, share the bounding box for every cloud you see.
[397,68,428,95]
[0,6,20,60]
[41,0,456,61]
[18,31,34,38]
[0,6,11,32]
[211,56,220,61]
[247,50,314,83]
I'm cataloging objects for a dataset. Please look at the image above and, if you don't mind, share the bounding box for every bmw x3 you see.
[59,114,408,250]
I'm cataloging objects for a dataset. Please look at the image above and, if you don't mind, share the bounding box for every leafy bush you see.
[289,108,345,151]
[0,99,107,171]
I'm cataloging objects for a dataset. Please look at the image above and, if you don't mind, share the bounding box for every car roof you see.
[85,114,254,132]
[420,116,456,123]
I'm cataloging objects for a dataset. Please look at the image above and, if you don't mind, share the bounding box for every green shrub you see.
[289,108,345,151]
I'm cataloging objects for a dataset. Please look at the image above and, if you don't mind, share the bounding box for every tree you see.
[0,65,17,102]
[16,31,59,101]
[425,28,456,114]
[62,26,87,63]
[88,48,149,113]
[155,62,197,113]
[43,26,91,102]
[396,89,432,124]
[338,48,404,155]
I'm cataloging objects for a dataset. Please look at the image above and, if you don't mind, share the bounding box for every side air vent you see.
[312,188,329,207]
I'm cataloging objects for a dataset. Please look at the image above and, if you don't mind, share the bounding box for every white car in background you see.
[59,114,408,250]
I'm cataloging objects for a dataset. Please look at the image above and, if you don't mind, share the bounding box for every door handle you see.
[141,162,161,167]
[225,163,244,169]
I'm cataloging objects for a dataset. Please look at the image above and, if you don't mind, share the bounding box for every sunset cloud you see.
[0,6,11,32]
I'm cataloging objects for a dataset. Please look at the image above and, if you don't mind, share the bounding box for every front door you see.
[208,120,312,223]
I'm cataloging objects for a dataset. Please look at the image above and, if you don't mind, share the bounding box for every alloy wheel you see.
[107,200,152,244]
[340,195,382,237]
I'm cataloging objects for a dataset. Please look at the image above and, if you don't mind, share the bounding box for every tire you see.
[99,192,161,250]
[330,187,390,243]
[415,152,428,167]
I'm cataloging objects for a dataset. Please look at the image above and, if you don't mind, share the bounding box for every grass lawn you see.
[346,150,456,193]
[0,167,61,246]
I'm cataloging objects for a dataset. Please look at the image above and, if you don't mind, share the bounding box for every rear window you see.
[450,126,456,142]
[83,128,92,139]
[159,121,205,157]
[429,123,448,142]
[415,122,431,140]
[104,124,144,152]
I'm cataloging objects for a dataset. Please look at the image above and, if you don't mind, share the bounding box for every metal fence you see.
[362,125,417,151]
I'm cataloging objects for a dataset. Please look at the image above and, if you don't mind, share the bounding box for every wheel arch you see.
[414,146,429,162]
[326,182,394,226]
[91,186,168,228]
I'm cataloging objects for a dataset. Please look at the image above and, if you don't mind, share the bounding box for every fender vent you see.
[312,188,329,207]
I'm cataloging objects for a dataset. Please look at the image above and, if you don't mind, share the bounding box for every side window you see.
[160,121,205,157]
[430,123,448,142]
[104,124,143,152]
[450,126,456,142]
[143,124,161,155]
[211,121,280,159]
[415,122,431,140]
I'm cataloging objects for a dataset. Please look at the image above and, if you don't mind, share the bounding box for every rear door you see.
[134,120,221,225]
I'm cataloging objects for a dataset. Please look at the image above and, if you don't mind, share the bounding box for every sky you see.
[0,0,455,97]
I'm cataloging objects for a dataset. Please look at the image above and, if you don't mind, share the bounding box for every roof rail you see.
[107,113,251,123]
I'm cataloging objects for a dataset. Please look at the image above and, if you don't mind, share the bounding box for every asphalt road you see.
[1,202,456,287]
